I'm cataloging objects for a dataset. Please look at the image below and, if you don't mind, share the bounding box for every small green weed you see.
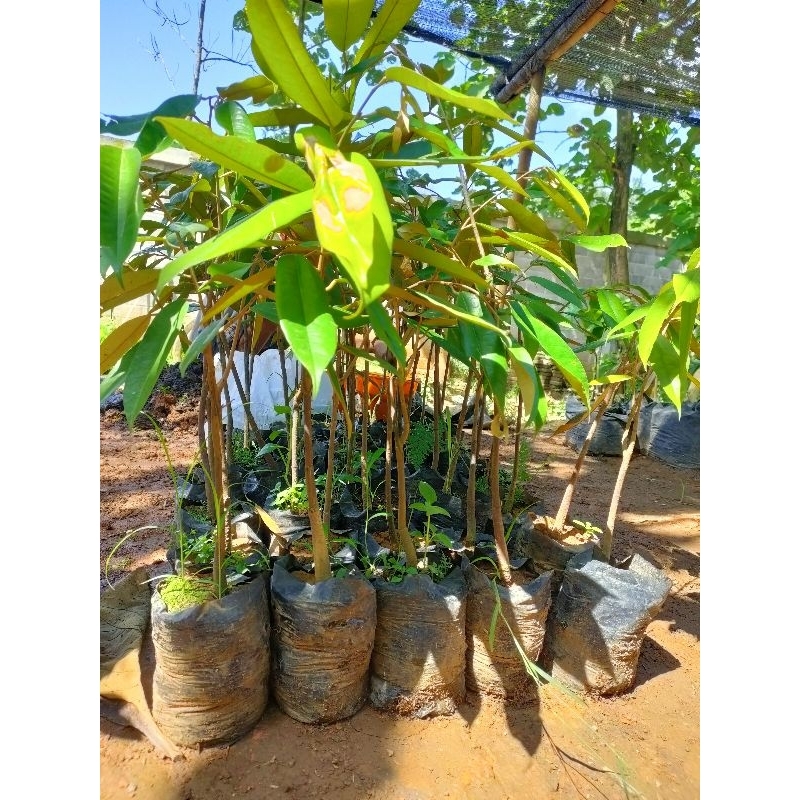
[158,574,216,612]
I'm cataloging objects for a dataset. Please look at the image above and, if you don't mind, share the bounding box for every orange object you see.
[354,373,419,421]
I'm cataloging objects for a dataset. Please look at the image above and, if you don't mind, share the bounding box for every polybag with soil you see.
[542,551,672,695]
[369,564,467,718]
[270,555,376,724]
[463,557,553,703]
[150,572,271,747]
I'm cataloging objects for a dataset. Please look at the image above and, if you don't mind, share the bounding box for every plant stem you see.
[490,416,512,584]
[602,377,650,558]
[432,343,441,472]
[464,374,483,548]
[302,368,331,582]
[503,391,525,514]
[443,363,474,495]
[553,385,617,531]
[203,345,227,598]
[323,398,338,531]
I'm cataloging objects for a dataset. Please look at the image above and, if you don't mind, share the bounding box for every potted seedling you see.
[542,252,700,695]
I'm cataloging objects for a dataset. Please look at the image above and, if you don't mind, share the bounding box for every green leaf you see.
[492,228,578,279]
[498,199,557,241]
[383,66,514,122]
[508,346,548,429]
[677,299,699,390]
[245,0,345,127]
[480,351,508,412]
[156,191,312,290]
[638,286,677,365]
[154,117,312,193]
[123,300,189,427]
[512,303,589,405]
[528,174,586,230]
[545,168,590,227]
[306,143,388,305]
[393,239,488,290]
[324,0,375,51]
[275,255,337,397]
[367,303,406,365]
[215,101,256,141]
[100,268,158,313]
[596,288,629,325]
[418,480,437,505]
[101,348,134,403]
[180,319,225,376]
[133,95,202,158]
[100,143,144,278]
[355,0,422,66]
[217,75,276,104]
[249,108,320,129]
[351,152,393,304]
[474,163,529,197]
[672,269,700,304]
[100,315,150,374]
[101,94,199,138]
[565,233,628,253]
[527,276,585,310]
[649,335,683,411]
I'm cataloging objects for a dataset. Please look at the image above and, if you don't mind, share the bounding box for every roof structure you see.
[398,0,699,126]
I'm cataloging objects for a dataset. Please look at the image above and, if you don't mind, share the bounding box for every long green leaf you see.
[276,255,337,397]
[100,315,150,374]
[355,0,421,66]
[249,108,320,129]
[498,199,557,241]
[100,143,144,278]
[123,300,189,427]
[215,101,257,141]
[100,268,158,313]
[650,335,683,411]
[324,0,375,51]
[474,163,529,197]
[133,95,202,158]
[565,233,628,253]
[638,286,677,365]
[156,191,312,290]
[672,269,700,304]
[101,94,199,138]
[383,66,514,122]
[155,117,312,193]
[393,239,488,290]
[509,346,548,429]
[546,168,590,227]
[367,300,406,366]
[180,319,225,376]
[497,229,578,279]
[512,302,589,405]
[596,288,629,325]
[351,152,393,305]
[217,75,276,104]
[528,174,585,230]
[306,142,386,305]
[245,0,345,127]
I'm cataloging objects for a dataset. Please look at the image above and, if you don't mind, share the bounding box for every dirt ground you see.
[99,399,699,800]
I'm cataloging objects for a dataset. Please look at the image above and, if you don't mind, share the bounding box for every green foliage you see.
[274,483,310,515]
[230,429,259,470]
[100,316,116,344]
[158,574,216,613]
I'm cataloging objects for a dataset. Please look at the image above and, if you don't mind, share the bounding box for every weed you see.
[274,483,310,515]
[158,574,216,612]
